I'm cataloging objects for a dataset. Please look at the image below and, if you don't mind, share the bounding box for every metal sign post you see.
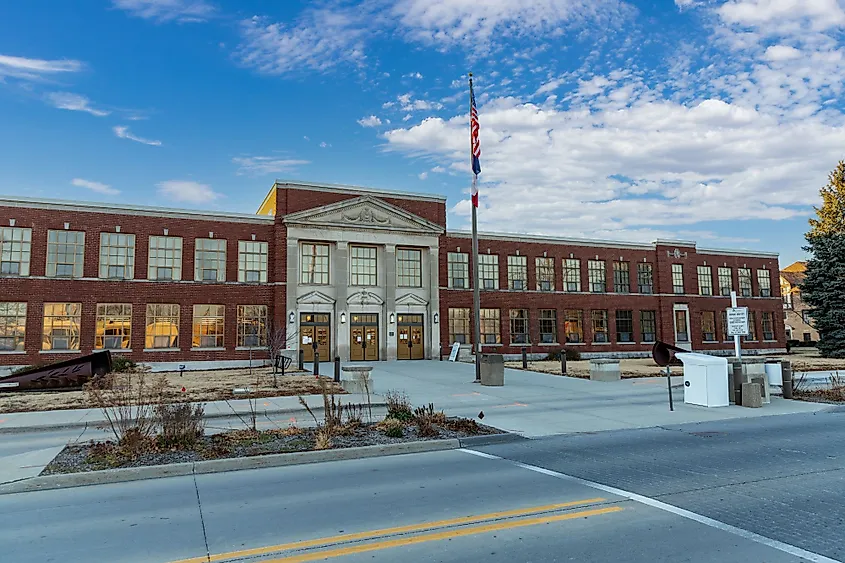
[727,291,749,359]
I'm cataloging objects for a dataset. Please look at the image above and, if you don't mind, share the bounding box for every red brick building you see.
[0,181,784,369]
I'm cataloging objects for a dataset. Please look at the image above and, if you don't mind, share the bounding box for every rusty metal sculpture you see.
[0,351,112,392]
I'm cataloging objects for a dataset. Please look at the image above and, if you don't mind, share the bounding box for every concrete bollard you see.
[522,348,528,369]
[334,356,341,383]
[742,382,763,408]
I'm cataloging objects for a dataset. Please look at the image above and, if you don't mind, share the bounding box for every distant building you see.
[780,261,819,343]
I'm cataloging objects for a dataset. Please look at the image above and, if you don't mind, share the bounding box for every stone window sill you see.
[191,347,225,352]
[565,342,586,346]
[100,349,133,353]
[143,348,181,352]
[235,346,267,351]
[0,350,26,355]
[616,342,637,345]
[591,342,612,345]
[537,342,560,347]
[39,350,80,354]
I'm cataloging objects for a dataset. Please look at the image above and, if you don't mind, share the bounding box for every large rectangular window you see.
[640,310,656,343]
[448,308,471,344]
[535,257,555,291]
[46,230,85,278]
[757,269,772,297]
[194,238,226,282]
[237,305,267,347]
[0,302,26,351]
[637,263,653,294]
[350,245,377,286]
[507,255,527,290]
[99,233,135,280]
[509,309,529,344]
[539,309,557,344]
[42,303,81,351]
[301,242,330,285]
[738,268,752,297]
[480,308,501,344]
[718,267,733,296]
[701,311,716,342]
[672,264,684,294]
[613,262,630,293]
[615,310,633,342]
[145,304,180,349]
[148,236,182,281]
[563,258,581,292]
[238,241,268,283]
[762,311,775,340]
[0,227,31,276]
[721,310,728,341]
[588,260,606,293]
[447,252,469,289]
[747,311,757,341]
[192,304,225,348]
[397,248,422,288]
[95,304,132,350]
[564,310,583,344]
[697,265,713,296]
[479,254,499,290]
[591,310,609,343]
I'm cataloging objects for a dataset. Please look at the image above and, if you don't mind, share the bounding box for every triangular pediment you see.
[395,293,428,307]
[347,289,385,306]
[297,290,336,305]
[283,196,444,234]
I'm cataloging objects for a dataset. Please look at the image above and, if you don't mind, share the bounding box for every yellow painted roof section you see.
[781,261,806,273]
[256,186,277,216]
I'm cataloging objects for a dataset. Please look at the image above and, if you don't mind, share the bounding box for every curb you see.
[458,433,527,447]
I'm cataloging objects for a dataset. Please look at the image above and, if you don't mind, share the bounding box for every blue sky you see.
[2,0,845,267]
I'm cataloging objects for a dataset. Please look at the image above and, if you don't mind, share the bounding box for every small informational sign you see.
[302,335,312,345]
[356,336,362,343]
[727,307,749,337]
[0,382,20,388]
[366,333,372,340]
[400,333,408,340]
[448,342,461,362]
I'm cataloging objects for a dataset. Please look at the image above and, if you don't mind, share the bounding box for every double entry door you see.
[350,314,379,361]
[397,314,424,360]
[300,313,330,362]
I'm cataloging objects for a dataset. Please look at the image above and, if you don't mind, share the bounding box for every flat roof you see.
[273,180,448,203]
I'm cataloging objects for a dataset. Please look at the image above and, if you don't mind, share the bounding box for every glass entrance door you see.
[350,314,379,361]
[397,314,424,360]
[300,313,330,362]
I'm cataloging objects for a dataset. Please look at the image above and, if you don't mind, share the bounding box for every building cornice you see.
[697,247,779,259]
[273,180,447,203]
[446,230,654,251]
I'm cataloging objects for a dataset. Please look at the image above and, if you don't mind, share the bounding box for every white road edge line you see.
[457,448,841,563]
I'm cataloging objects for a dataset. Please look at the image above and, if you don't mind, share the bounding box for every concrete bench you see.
[341,364,374,394]
[590,359,621,382]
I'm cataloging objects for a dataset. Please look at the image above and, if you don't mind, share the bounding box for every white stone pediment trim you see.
[283,196,444,235]
[297,290,336,305]
[347,289,385,306]
[395,293,429,307]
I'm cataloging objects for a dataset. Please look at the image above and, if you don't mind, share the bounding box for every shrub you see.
[413,404,442,438]
[343,403,364,428]
[156,401,205,448]
[385,389,414,421]
[445,417,481,435]
[380,418,404,438]
[545,348,581,362]
[111,356,138,373]
[314,428,333,450]
[85,371,168,446]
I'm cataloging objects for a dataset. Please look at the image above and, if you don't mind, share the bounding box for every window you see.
[0,227,31,276]
[46,230,85,278]
[762,311,775,340]
[701,311,716,342]
[746,311,757,340]
[479,254,499,290]
[145,304,179,349]
[42,303,81,351]
[564,310,583,344]
[99,233,135,279]
[237,305,267,347]
[509,309,529,344]
[397,248,422,288]
[193,305,225,348]
[718,267,732,296]
[539,309,557,344]
[238,241,268,283]
[507,255,527,290]
[563,258,581,292]
[697,265,713,296]
[672,264,684,294]
[803,332,812,343]
[591,310,609,343]
[613,262,630,293]
[802,310,811,325]
[194,238,226,282]
[721,310,728,341]
[738,268,752,297]
[535,257,555,291]
[448,308,471,344]
[148,236,182,280]
[480,309,501,344]
[95,304,132,350]
[640,310,656,343]
[757,269,772,297]
[350,245,377,286]
[447,252,468,289]
[675,310,689,342]
[588,260,606,293]
[637,263,653,294]
[301,242,330,285]
[0,302,26,351]
[615,310,633,342]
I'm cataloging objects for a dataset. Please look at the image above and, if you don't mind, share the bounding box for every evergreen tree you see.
[808,160,845,236]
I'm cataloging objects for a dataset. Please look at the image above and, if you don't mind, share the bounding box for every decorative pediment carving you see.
[347,289,385,306]
[283,196,443,234]
[297,291,336,305]
[395,293,428,307]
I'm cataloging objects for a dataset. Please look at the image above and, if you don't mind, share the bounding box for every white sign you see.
[0,382,20,388]
[448,342,461,362]
[727,307,749,336]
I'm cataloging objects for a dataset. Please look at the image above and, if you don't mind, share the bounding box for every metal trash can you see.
[479,354,504,386]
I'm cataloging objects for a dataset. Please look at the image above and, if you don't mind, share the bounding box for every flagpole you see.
[469,73,481,383]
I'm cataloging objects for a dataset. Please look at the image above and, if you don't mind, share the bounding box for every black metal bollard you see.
[782,360,793,399]
[313,352,320,376]
[561,353,567,376]
[522,347,528,369]
[334,356,341,383]
[298,349,304,371]
[280,353,286,377]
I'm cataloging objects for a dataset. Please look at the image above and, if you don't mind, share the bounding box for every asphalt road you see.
[1,409,843,563]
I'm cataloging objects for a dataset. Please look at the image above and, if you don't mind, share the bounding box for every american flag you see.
[470,76,481,207]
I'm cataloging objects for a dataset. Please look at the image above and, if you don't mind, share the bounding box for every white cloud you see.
[764,44,802,61]
[404,71,423,79]
[717,0,845,29]
[112,0,215,23]
[535,77,565,96]
[418,171,428,179]
[0,54,82,80]
[71,178,120,195]
[157,180,221,203]
[319,141,329,148]
[113,125,162,146]
[232,155,310,176]
[357,115,383,127]
[431,165,446,173]
[395,92,443,112]
[45,92,110,116]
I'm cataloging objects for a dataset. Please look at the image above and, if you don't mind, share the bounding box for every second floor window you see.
[637,263,653,294]
[195,238,226,282]
[718,267,732,296]
[616,310,633,343]
[479,254,499,290]
[46,230,85,278]
[238,241,268,283]
[447,252,468,289]
[757,269,771,297]
[697,265,713,296]
[301,242,329,284]
[672,264,684,294]
[99,233,135,280]
[613,261,630,293]
[507,255,527,290]
[397,248,422,287]
[588,260,605,293]
[536,257,554,291]
[0,227,31,276]
[591,310,609,343]
[509,309,529,344]
[747,311,757,340]
[563,258,581,291]
[738,268,752,297]
[350,245,377,286]
[702,311,716,341]
[148,236,182,280]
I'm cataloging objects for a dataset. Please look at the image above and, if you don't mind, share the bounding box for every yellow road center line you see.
[262,506,624,563]
[171,497,607,563]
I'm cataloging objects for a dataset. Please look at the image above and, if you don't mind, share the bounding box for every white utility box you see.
[676,353,730,407]
[764,361,783,386]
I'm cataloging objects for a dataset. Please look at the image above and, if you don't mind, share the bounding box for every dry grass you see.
[507,359,676,378]
[0,366,343,414]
